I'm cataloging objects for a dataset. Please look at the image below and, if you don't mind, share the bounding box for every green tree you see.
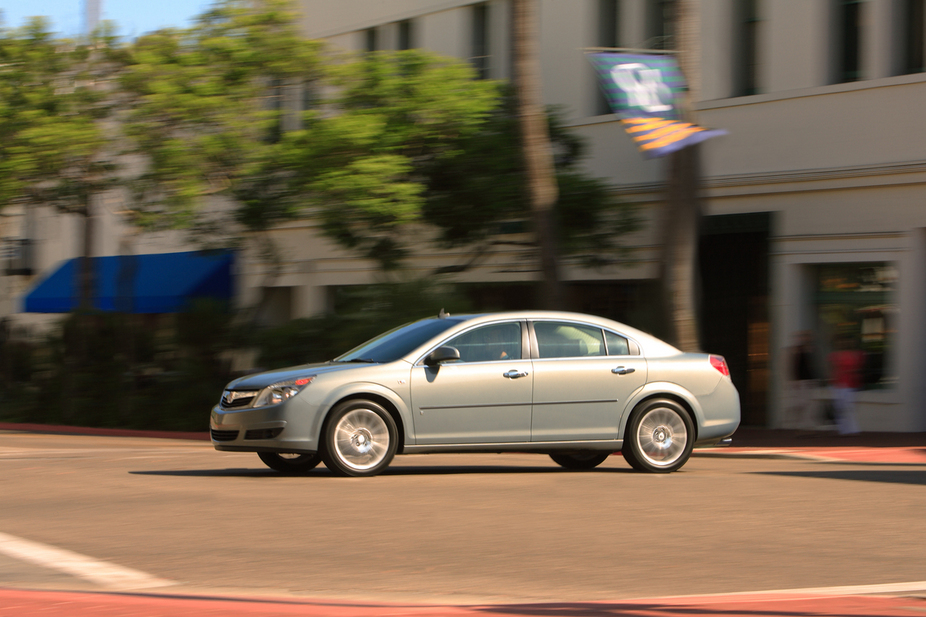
[422,89,640,275]
[120,0,322,230]
[279,50,639,279]
[277,49,500,268]
[0,19,127,309]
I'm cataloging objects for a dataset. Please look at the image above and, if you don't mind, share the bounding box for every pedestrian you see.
[787,330,820,432]
[828,334,863,435]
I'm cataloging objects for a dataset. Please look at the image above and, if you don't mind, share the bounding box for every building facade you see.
[3,0,925,431]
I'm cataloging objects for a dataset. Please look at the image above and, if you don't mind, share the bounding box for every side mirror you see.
[425,346,460,366]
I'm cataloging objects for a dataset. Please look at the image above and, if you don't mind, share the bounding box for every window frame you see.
[415,319,529,366]
[527,319,641,360]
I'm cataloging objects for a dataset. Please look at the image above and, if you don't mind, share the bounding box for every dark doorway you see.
[699,212,770,427]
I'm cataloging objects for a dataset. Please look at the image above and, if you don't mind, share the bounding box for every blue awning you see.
[23,251,234,314]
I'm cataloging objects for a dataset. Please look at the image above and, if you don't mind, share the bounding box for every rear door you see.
[529,320,647,441]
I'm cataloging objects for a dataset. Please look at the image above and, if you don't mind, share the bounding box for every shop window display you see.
[815,263,897,390]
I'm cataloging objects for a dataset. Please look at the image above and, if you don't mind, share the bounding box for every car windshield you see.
[334,318,464,363]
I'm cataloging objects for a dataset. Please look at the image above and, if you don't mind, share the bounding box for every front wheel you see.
[322,399,398,477]
[258,451,321,473]
[622,399,694,473]
[549,452,611,470]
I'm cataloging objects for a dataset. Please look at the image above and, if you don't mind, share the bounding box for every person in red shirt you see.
[828,335,864,435]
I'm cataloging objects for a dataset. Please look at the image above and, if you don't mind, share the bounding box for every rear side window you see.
[605,331,630,356]
[534,322,605,358]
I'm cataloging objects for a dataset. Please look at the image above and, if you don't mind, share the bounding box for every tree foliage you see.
[120,0,322,228]
[1,1,641,286]
[0,19,124,214]
[277,50,500,268]
[422,89,641,272]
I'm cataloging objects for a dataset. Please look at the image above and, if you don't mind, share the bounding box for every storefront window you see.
[815,263,897,389]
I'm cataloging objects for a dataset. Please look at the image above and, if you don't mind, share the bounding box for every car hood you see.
[226,361,388,390]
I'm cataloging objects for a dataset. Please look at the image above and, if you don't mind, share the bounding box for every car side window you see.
[534,322,605,359]
[443,322,522,363]
[604,330,630,356]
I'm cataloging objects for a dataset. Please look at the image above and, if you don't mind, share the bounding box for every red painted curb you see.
[0,423,209,441]
[1,588,925,617]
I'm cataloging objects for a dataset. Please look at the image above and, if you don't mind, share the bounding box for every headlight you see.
[253,377,315,407]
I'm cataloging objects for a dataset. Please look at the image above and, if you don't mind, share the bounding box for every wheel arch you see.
[621,387,700,442]
[319,392,407,455]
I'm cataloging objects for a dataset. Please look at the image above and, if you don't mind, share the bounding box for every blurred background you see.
[0,0,923,434]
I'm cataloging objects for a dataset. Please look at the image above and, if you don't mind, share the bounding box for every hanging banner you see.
[587,52,726,158]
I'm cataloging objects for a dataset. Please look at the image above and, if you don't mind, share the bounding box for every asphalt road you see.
[1,431,925,606]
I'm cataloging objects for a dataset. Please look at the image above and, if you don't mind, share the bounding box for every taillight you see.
[710,355,730,377]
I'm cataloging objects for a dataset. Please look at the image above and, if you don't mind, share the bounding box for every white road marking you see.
[0,532,174,590]
[644,580,926,604]
[747,580,926,597]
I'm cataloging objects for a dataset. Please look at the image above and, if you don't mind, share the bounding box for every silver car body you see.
[211,311,740,468]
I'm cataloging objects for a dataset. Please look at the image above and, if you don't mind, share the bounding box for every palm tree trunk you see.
[78,195,96,312]
[659,0,702,351]
[512,0,565,309]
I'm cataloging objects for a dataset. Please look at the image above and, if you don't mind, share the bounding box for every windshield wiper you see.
[339,358,378,363]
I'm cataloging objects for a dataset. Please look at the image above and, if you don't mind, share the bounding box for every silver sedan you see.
[210,311,740,476]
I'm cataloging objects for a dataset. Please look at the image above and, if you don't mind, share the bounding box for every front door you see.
[410,321,532,444]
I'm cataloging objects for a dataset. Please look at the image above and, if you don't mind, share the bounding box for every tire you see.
[622,398,694,473]
[549,452,611,470]
[322,399,398,477]
[257,451,321,473]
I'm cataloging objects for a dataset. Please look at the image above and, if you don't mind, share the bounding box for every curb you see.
[0,423,209,441]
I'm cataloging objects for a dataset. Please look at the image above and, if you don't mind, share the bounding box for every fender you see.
[618,381,705,438]
[309,380,414,444]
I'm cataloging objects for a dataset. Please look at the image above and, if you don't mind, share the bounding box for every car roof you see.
[403,311,681,360]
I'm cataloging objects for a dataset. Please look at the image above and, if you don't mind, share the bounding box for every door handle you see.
[503,370,529,379]
[612,366,636,375]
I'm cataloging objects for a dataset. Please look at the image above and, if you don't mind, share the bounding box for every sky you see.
[0,0,214,38]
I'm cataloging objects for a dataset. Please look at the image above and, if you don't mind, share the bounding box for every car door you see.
[529,320,647,441]
[410,321,532,444]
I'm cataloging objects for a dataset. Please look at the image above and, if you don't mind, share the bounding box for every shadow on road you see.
[471,603,783,616]
[756,469,926,486]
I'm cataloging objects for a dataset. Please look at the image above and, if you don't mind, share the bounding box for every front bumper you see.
[210,396,320,454]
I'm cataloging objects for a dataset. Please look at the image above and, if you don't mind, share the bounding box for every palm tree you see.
[511,0,565,309]
[660,0,702,351]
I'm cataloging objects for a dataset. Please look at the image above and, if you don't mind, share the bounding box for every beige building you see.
[3,0,925,431]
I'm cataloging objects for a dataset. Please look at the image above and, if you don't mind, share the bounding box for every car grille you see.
[211,429,239,442]
[221,390,257,409]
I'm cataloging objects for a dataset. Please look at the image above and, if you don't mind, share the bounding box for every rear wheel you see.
[257,452,321,473]
[622,398,694,473]
[322,399,397,477]
[549,452,611,470]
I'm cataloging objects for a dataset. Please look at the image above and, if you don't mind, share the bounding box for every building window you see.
[901,0,925,74]
[815,263,897,390]
[595,0,620,115]
[471,2,490,79]
[645,0,675,50]
[398,19,414,50]
[733,0,759,96]
[834,0,863,83]
[365,28,378,52]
